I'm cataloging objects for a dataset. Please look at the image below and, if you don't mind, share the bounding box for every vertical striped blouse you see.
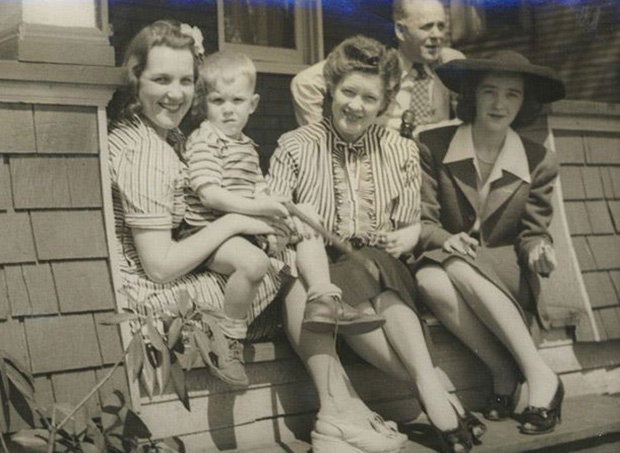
[268,118,421,245]
[108,116,283,321]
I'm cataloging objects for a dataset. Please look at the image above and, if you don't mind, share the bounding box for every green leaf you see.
[8,381,35,429]
[98,312,139,325]
[157,349,171,397]
[10,428,49,448]
[5,361,35,401]
[128,334,145,383]
[191,330,213,369]
[3,353,34,388]
[80,441,102,453]
[0,355,11,433]
[145,315,166,352]
[166,319,183,350]
[162,437,186,453]
[140,343,156,399]
[123,410,152,440]
[169,354,189,411]
[177,290,192,319]
[87,419,106,453]
[184,348,198,372]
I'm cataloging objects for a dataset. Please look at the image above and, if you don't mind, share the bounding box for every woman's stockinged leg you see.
[282,279,369,421]
[444,259,557,407]
[417,264,519,395]
[346,291,460,432]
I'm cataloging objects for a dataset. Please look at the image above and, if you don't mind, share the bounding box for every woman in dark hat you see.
[414,51,566,435]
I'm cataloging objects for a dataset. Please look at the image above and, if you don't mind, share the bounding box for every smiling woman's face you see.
[138,45,195,135]
[331,71,385,143]
[474,71,524,134]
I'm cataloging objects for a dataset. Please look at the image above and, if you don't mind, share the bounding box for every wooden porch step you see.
[229,394,620,453]
[139,326,620,451]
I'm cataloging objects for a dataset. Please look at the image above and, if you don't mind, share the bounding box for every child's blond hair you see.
[193,51,257,120]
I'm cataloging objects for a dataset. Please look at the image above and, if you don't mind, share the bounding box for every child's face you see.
[205,74,259,139]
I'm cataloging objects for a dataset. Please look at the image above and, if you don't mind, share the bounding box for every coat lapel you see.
[482,172,525,221]
[446,159,479,214]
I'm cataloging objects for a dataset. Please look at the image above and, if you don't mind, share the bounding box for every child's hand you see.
[257,198,289,218]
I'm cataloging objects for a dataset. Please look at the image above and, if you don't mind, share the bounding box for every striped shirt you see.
[108,116,282,321]
[183,121,266,225]
[268,118,421,244]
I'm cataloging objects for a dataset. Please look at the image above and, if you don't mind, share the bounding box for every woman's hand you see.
[287,202,323,240]
[443,232,479,259]
[528,241,557,278]
[377,223,421,258]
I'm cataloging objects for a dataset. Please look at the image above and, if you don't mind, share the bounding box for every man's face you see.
[395,0,446,64]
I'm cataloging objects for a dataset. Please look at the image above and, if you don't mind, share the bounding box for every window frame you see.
[450,0,532,45]
[216,0,324,74]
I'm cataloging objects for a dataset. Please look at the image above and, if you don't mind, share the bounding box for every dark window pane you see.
[483,0,522,32]
[224,0,296,49]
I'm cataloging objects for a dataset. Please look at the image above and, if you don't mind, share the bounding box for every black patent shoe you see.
[483,393,514,421]
[519,378,565,435]
[427,405,474,453]
[460,410,486,444]
[435,416,473,453]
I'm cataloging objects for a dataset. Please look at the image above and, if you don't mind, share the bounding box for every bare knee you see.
[416,264,459,314]
[235,248,270,283]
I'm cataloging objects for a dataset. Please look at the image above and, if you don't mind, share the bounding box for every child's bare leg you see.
[207,236,270,322]
[204,236,269,387]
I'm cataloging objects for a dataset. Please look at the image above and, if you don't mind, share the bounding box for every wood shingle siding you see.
[30,210,108,260]
[24,315,103,374]
[52,260,115,313]
[0,159,12,210]
[0,213,37,264]
[0,60,126,435]
[51,370,101,415]
[0,319,29,367]
[0,269,9,320]
[7,263,59,316]
[0,103,36,153]
[549,101,620,340]
[33,105,99,154]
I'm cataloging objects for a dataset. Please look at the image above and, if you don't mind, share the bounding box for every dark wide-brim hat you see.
[436,51,565,103]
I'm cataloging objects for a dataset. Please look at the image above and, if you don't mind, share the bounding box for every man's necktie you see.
[408,62,432,126]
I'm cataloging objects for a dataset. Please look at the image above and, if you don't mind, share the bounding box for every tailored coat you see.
[415,125,560,328]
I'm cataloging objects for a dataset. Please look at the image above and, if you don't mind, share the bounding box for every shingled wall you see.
[552,102,620,340]
[0,101,128,432]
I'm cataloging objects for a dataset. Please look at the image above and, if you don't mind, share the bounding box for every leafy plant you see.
[103,289,231,411]
[2,289,228,452]
[0,351,36,453]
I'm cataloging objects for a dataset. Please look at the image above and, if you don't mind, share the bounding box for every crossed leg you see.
[441,258,558,408]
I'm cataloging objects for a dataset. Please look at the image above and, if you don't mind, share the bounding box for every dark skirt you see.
[328,246,418,314]
[413,245,538,329]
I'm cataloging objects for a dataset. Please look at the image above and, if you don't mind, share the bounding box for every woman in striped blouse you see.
[108,21,295,388]
[269,35,480,453]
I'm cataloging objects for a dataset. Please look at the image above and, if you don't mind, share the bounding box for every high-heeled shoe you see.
[519,378,564,435]
[460,410,486,444]
[311,414,406,453]
[424,404,474,453]
[483,393,514,421]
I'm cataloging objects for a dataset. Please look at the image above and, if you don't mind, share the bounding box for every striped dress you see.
[268,118,421,239]
[108,116,283,321]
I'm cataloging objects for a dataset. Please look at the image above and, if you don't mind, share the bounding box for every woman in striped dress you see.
[108,20,290,386]
[269,35,481,453]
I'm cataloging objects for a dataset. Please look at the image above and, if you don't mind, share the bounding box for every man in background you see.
[291,0,465,132]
